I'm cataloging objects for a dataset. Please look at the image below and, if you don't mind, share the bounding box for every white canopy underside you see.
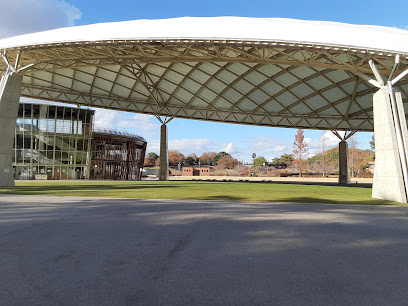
[1,17,408,131]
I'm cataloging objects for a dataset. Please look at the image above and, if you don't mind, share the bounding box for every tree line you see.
[144,129,374,176]
[144,150,239,170]
[144,150,294,170]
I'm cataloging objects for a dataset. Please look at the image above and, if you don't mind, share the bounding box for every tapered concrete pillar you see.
[0,71,23,187]
[372,88,408,202]
[159,124,168,181]
[338,140,349,185]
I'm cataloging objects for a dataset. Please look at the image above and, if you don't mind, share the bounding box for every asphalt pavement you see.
[1,194,408,305]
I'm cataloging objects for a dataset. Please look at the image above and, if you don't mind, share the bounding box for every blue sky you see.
[2,0,408,162]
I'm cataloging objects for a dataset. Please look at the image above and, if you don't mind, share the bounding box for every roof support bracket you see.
[391,67,408,86]
[155,115,173,125]
[1,50,17,73]
[331,130,356,141]
[368,59,385,87]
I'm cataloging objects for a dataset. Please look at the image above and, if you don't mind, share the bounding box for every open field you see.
[0,180,400,205]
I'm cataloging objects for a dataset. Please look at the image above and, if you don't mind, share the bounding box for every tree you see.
[216,155,238,170]
[321,132,327,177]
[271,157,288,169]
[187,153,198,159]
[350,135,358,177]
[292,129,308,176]
[214,151,230,165]
[168,150,185,167]
[186,153,198,165]
[254,156,267,169]
[185,156,196,165]
[271,157,280,165]
[144,156,154,167]
[144,152,159,167]
[200,152,216,165]
[370,134,375,152]
[271,157,281,168]
[280,154,293,167]
[148,152,159,160]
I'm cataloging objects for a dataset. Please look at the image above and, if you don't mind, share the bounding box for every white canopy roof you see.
[1,17,408,131]
[1,17,408,54]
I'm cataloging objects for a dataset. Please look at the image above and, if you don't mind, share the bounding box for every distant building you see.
[181,166,211,176]
[13,103,146,180]
[367,161,375,173]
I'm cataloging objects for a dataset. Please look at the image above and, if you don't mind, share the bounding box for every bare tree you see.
[350,135,358,177]
[216,155,238,170]
[321,131,327,177]
[168,150,185,167]
[292,129,308,177]
[200,152,216,165]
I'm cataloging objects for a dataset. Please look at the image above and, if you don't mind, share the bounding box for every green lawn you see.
[0,180,402,205]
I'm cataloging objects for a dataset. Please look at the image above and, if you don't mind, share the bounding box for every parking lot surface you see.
[1,194,408,305]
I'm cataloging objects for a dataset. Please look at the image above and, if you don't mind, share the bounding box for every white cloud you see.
[145,138,239,157]
[94,109,119,130]
[323,131,345,147]
[274,145,286,152]
[146,140,160,155]
[222,142,235,154]
[240,135,290,160]
[146,138,214,155]
[304,137,312,146]
[305,131,343,152]
[169,138,213,155]
[118,114,160,136]
[0,0,81,39]
[303,131,355,158]
[94,109,159,137]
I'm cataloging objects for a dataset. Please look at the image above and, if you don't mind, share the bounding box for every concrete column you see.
[338,140,349,185]
[372,88,408,202]
[0,71,23,187]
[159,124,168,181]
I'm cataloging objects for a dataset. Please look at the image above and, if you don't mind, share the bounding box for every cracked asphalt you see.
[1,194,408,305]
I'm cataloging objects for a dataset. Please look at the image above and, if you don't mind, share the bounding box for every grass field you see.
[0,180,402,205]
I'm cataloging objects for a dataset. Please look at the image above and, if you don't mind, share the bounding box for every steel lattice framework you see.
[1,18,408,131]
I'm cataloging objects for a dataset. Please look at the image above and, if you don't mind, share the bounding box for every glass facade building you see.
[13,103,147,180]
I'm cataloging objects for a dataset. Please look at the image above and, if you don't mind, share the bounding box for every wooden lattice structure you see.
[90,129,147,180]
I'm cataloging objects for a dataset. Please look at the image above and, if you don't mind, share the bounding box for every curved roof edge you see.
[0,17,407,55]
[93,128,147,143]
